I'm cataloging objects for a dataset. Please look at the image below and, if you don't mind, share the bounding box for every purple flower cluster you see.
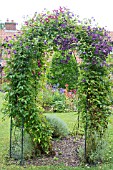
[8,43,13,47]
[80,26,113,66]
[59,88,65,93]
[4,36,9,43]
[26,46,29,49]
[87,27,112,57]
[54,34,78,51]
[13,50,17,54]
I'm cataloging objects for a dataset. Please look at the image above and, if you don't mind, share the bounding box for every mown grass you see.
[1,92,113,170]
[0,92,10,170]
[44,112,78,133]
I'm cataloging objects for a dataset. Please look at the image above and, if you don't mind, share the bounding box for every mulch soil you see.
[26,136,84,167]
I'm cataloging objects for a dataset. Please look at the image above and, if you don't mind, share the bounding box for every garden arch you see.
[3,7,112,163]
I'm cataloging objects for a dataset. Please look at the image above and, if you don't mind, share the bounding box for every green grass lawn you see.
[44,112,78,133]
[0,92,10,169]
[1,92,113,170]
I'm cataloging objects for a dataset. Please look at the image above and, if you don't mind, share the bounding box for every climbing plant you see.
[76,26,113,163]
[3,7,112,162]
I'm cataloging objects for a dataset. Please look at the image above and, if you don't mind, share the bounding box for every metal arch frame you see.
[9,116,24,165]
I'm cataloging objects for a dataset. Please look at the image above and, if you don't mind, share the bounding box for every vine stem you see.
[9,117,12,158]
[20,117,24,166]
[85,91,88,163]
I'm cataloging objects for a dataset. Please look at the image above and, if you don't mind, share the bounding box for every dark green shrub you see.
[47,51,78,90]
[46,115,69,138]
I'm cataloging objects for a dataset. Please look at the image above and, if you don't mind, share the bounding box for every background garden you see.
[0,7,113,170]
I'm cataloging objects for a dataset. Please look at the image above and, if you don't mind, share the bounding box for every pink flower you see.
[65,84,69,87]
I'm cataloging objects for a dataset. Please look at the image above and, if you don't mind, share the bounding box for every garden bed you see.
[26,136,84,167]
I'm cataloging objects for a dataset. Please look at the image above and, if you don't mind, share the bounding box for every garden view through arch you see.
[3,7,113,163]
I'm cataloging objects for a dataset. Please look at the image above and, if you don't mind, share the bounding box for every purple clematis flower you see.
[13,50,17,54]
[8,44,13,47]
[59,88,65,94]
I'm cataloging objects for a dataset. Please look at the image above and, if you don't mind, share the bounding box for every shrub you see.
[47,51,78,90]
[37,85,66,112]
[52,88,66,112]
[11,129,34,160]
[37,84,77,113]
[52,100,65,112]
[46,115,69,138]
[78,133,111,164]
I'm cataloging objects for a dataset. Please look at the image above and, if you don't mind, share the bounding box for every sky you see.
[0,0,113,30]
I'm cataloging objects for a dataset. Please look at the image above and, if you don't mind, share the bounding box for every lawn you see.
[44,112,78,133]
[0,92,113,170]
[0,92,10,169]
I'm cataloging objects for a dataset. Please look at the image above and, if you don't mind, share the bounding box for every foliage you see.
[11,129,34,159]
[51,88,66,112]
[78,133,111,164]
[47,51,78,90]
[52,100,66,113]
[0,38,2,61]
[46,114,69,138]
[46,112,78,133]
[0,21,5,30]
[2,6,113,162]
[37,84,77,113]
[76,25,113,163]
